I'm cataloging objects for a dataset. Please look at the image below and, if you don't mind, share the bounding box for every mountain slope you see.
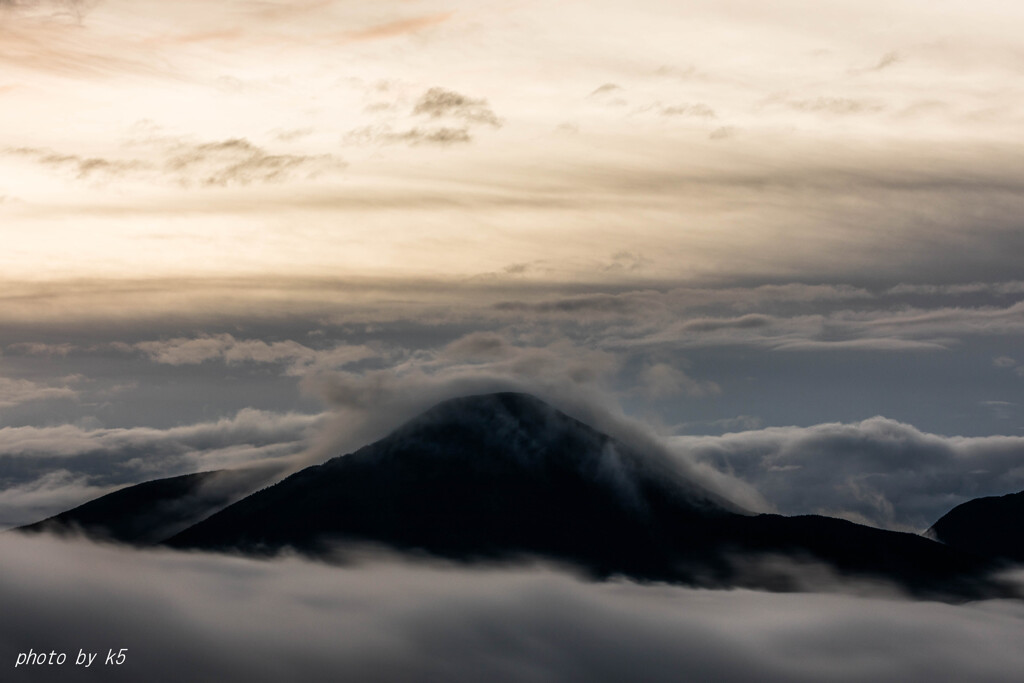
[169,393,740,577]
[168,393,1005,598]
[928,490,1024,563]
[16,467,276,545]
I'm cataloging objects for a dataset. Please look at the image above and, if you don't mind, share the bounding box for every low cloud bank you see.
[2,534,1024,682]
[673,418,1024,531]
[0,409,322,529]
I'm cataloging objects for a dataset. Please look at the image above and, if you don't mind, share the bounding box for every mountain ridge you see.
[12,392,1016,599]
[928,489,1024,563]
[163,392,1009,599]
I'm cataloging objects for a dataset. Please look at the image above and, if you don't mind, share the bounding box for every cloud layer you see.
[674,419,1024,531]
[2,534,1024,682]
[0,409,322,528]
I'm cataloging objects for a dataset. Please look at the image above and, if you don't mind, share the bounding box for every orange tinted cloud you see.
[343,12,454,42]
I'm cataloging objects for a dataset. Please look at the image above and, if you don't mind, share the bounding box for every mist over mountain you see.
[163,393,1007,599]
[17,466,278,544]
[928,490,1024,564]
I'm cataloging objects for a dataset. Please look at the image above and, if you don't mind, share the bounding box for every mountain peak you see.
[168,392,739,565]
[162,393,1011,599]
[331,391,739,514]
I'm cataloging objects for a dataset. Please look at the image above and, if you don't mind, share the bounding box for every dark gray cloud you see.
[673,418,1024,532]
[2,535,1024,683]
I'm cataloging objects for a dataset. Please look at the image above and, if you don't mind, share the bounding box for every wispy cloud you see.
[129,334,377,376]
[5,138,346,187]
[0,375,77,407]
[343,12,454,42]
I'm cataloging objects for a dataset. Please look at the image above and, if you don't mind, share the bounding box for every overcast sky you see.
[3,1,1024,679]
[1,0,1023,531]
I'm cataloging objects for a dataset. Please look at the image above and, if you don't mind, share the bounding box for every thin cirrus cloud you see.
[342,12,455,42]
[5,138,346,187]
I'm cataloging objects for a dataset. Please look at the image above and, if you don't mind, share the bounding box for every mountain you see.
[166,393,1006,598]
[16,467,276,545]
[927,490,1024,563]
[169,393,740,577]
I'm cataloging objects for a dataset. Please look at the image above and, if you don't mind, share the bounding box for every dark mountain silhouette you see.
[927,490,1024,564]
[16,467,277,545]
[165,393,1009,599]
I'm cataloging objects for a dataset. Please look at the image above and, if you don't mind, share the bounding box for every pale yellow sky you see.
[2,0,1023,287]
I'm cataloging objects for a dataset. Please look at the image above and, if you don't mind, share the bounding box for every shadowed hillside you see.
[166,393,1009,599]
[928,490,1024,564]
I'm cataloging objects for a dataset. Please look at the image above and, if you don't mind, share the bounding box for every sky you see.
[2,0,1024,676]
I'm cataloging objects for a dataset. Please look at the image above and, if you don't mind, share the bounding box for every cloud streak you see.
[0,375,77,407]
[130,334,377,376]
[6,138,346,188]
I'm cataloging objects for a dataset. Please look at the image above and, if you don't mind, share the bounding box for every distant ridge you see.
[928,490,1024,563]
[16,467,275,545]
[14,393,1014,599]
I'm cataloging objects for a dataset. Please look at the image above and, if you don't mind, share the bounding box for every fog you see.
[2,534,1024,682]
